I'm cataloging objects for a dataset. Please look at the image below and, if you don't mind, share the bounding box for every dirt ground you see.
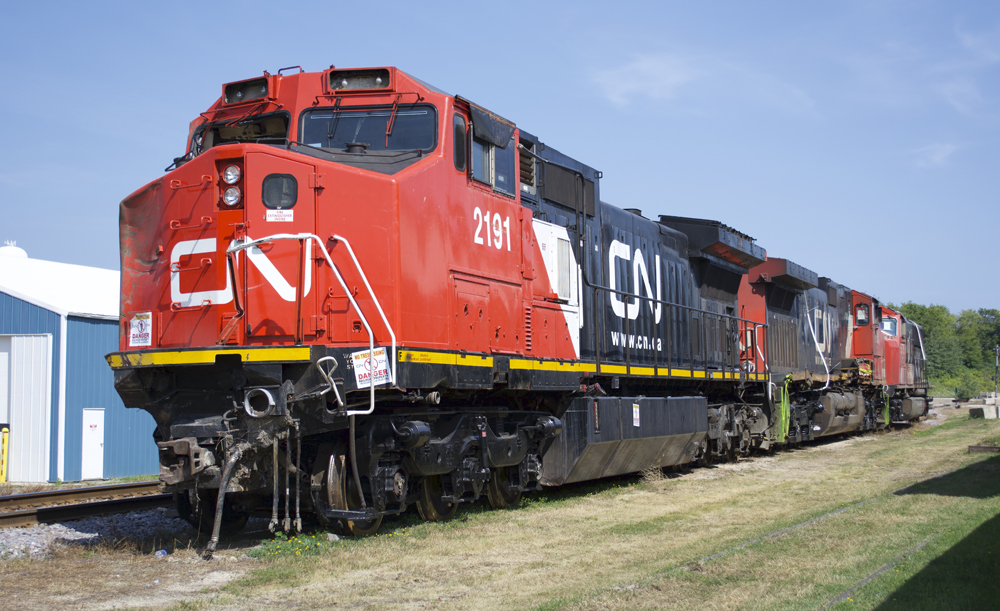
[1,403,994,611]
[0,532,262,611]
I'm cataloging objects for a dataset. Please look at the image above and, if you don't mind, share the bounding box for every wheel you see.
[415,475,458,521]
[313,443,382,537]
[486,466,522,510]
[174,490,248,536]
[725,444,738,462]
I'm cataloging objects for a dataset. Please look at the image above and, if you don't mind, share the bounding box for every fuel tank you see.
[813,392,864,436]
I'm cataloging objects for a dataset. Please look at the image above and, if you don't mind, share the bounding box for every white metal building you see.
[0,244,158,482]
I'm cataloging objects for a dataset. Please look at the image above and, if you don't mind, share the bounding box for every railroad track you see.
[0,481,172,529]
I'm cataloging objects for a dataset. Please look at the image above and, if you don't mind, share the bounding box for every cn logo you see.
[608,239,662,323]
[169,238,312,307]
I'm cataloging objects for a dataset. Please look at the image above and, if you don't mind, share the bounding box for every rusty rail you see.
[968,446,1000,454]
[0,481,170,529]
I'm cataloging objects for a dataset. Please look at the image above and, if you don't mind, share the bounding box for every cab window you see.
[855,303,870,326]
[470,133,516,195]
[881,317,897,336]
[453,114,467,171]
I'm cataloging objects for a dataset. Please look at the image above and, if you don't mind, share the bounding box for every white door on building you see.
[6,334,51,482]
[81,408,105,480]
[0,336,10,427]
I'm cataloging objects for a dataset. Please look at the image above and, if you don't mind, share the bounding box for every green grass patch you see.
[211,410,1000,611]
[248,523,417,560]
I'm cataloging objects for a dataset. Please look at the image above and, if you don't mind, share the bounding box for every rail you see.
[226,233,397,416]
[0,481,169,529]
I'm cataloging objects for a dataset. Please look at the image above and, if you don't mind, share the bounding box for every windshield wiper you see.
[325,97,343,147]
[287,141,426,158]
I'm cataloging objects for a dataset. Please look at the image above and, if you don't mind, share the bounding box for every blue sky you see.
[1,1,997,313]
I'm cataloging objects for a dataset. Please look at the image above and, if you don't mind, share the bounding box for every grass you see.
[202,406,1000,611]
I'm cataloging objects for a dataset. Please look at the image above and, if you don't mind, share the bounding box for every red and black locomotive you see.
[106,65,927,550]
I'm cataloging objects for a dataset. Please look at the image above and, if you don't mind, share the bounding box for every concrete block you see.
[969,406,999,419]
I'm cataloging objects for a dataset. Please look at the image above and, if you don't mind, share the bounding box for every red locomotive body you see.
[119,68,574,362]
[850,290,885,383]
[106,65,925,549]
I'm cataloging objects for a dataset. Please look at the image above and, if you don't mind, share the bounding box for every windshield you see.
[190,112,289,155]
[300,104,436,152]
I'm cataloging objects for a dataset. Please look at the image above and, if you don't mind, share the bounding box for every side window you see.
[855,303,869,326]
[453,114,466,172]
[471,135,490,184]
[881,317,897,336]
[468,130,516,196]
[494,137,516,194]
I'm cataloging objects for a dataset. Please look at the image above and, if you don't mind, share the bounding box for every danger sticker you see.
[351,347,392,389]
[633,403,640,427]
[266,209,294,222]
[129,312,152,347]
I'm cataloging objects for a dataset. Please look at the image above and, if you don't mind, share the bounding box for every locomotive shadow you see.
[893,454,1000,499]
[871,512,1000,609]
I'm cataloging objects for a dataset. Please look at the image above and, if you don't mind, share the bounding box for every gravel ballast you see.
[0,508,197,560]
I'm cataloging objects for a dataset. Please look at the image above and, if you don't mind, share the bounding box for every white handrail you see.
[330,234,397,386]
[803,296,831,391]
[227,232,397,416]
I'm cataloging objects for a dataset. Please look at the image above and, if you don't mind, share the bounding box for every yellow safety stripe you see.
[509,359,598,373]
[599,364,628,375]
[399,350,493,368]
[107,346,312,368]
[108,345,770,386]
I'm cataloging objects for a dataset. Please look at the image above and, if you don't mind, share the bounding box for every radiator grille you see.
[519,138,535,189]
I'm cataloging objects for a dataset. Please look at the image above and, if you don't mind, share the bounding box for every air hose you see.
[776,374,792,443]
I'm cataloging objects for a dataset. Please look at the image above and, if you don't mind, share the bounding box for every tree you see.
[977,309,1000,362]
[956,309,985,368]
[898,302,961,377]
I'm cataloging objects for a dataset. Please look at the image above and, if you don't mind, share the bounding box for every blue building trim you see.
[0,291,61,481]
[66,316,159,479]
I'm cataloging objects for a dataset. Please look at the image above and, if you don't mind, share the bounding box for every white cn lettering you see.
[170,239,233,307]
[608,240,662,323]
[633,251,662,324]
[608,240,635,319]
[170,237,312,307]
[241,237,312,302]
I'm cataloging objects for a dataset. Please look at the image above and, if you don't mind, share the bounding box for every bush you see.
[956,370,981,400]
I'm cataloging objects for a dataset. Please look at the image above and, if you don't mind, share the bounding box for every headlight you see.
[222,187,241,206]
[222,165,241,184]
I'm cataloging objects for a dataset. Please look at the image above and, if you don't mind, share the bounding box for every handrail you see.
[226,233,397,417]
[803,297,831,391]
[329,234,397,387]
[581,268,767,378]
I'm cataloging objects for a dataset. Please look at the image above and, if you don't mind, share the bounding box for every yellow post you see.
[0,427,8,483]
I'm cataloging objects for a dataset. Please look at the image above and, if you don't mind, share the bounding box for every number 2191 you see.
[473,207,510,251]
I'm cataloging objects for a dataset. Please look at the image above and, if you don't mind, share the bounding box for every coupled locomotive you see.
[106,65,927,548]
